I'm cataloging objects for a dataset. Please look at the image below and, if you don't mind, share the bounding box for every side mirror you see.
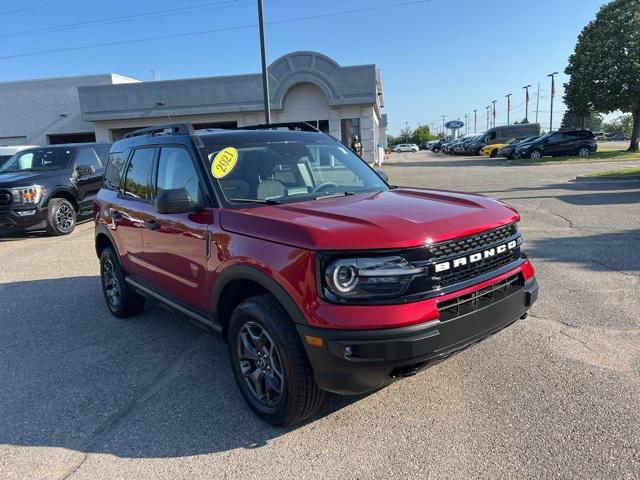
[154,188,197,214]
[376,170,389,182]
[76,165,95,176]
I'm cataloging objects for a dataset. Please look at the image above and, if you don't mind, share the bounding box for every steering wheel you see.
[311,182,338,193]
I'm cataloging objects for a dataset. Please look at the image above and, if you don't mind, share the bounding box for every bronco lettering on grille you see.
[434,239,520,273]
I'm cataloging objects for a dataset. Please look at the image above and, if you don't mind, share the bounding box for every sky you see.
[0,0,610,135]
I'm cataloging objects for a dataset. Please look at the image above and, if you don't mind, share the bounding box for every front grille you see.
[437,273,523,322]
[0,190,12,207]
[428,224,517,259]
[434,250,520,288]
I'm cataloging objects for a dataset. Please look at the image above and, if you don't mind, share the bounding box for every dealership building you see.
[0,51,387,163]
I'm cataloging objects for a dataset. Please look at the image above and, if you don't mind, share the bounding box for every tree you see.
[603,114,634,134]
[412,125,433,144]
[560,107,603,131]
[399,127,413,143]
[564,0,640,151]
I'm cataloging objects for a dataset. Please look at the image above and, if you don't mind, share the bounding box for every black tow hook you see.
[390,364,423,378]
[520,312,529,320]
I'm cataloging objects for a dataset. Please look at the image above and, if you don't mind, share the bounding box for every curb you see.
[507,157,640,166]
[574,174,640,183]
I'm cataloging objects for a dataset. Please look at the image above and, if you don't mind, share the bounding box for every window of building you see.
[341,118,361,148]
[47,133,96,144]
[123,148,155,201]
[156,147,202,206]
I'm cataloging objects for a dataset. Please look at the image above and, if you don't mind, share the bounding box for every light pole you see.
[257,0,271,124]
[441,115,446,137]
[547,72,558,131]
[535,83,540,123]
[505,94,512,125]
[523,84,531,122]
[473,109,477,134]
[486,106,490,130]
[491,100,497,128]
[464,113,468,135]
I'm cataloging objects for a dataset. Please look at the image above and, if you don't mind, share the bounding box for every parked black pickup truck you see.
[0,143,110,235]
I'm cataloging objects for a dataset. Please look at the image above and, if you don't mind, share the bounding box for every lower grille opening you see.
[437,273,523,322]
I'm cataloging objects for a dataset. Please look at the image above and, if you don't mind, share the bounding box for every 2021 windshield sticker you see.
[211,147,238,179]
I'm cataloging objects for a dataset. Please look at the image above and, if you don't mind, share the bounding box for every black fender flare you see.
[94,222,120,258]
[211,265,308,326]
[46,186,78,210]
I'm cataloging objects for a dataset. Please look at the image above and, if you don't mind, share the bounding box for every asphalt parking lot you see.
[1,151,639,480]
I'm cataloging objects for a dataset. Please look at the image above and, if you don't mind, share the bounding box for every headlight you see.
[12,185,44,205]
[323,255,425,301]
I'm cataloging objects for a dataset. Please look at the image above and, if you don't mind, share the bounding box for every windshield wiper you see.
[313,191,356,200]
[228,198,281,205]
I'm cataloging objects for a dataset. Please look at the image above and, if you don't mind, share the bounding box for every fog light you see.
[344,346,353,358]
[16,210,36,216]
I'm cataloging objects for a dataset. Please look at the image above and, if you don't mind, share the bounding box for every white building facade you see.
[0,52,387,163]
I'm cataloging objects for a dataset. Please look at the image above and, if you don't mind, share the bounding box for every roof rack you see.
[236,122,321,133]
[124,123,194,139]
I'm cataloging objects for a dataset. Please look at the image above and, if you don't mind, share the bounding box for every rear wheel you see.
[100,247,145,318]
[228,294,325,426]
[46,198,76,236]
[578,147,590,157]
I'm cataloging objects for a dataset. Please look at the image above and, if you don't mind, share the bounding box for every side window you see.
[103,152,126,191]
[75,147,102,170]
[156,147,202,206]
[123,148,155,201]
[93,145,111,166]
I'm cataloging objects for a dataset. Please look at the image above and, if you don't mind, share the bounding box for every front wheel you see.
[229,294,325,426]
[529,150,542,160]
[490,149,498,158]
[46,198,76,236]
[578,147,591,157]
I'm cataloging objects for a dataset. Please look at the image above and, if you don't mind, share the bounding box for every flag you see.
[551,76,556,98]
[525,89,530,107]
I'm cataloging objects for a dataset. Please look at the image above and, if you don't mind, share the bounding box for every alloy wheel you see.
[237,321,285,407]
[530,151,542,160]
[578,148,590,157]
[102,258,121,308]
[55,204,74,231]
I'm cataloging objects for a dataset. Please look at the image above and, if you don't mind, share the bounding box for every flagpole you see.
[523,85,531,123]
[506,93,512,125]
[548,72,558,132]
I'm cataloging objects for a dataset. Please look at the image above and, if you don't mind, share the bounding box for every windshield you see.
[0,147,75,173]
[202,140,388,205]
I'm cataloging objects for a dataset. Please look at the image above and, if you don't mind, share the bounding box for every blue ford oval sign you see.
[445,120,464,130]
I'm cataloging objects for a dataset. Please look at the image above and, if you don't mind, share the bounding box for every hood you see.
[0,170,67,187]
[220,188,520,251]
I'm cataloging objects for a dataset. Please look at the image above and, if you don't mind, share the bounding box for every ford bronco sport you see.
[94,123,538,426]
[0,143,110,235]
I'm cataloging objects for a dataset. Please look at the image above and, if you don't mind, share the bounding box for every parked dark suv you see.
[94,123,538,426]
[0,143,110,235]
[515,130,597,160]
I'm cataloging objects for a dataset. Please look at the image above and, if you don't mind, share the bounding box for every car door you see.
[114,147,157,277]
[542,133,565,156]
[73,146,106,213]
[140,145,214,311]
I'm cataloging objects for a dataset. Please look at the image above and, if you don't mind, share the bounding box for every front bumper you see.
[298,277,538,395]
[0,207,48,232]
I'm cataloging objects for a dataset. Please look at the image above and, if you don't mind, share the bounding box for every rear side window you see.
[156,147,202,206]
[123,148,155,201]
[75,147,102,170]
[93,145,111,165]
[103,152,126,191]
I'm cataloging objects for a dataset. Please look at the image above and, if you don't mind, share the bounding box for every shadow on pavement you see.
[0,217,93,242]
[527,228,640,274]
[0,275,363,458]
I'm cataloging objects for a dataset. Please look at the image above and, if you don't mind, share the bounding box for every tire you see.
[490,149,498,158]
[528,150,542,160]
[46,198,76,236]
[100,247,145,318]
[228,294,325,427]
[578,147,590,157]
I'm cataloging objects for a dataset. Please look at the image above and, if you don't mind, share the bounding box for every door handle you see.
[143,219,161,230]
[110,209,123,220]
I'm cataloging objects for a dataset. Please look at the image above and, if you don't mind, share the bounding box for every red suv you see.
[94,123,538,426]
